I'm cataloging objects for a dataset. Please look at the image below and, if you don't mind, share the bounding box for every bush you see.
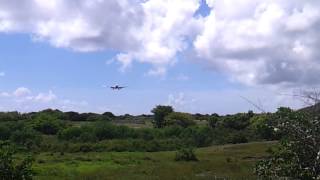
[179,127,213,147]
[31,114,65,135]
[208,116,219,128]
[136,128,157,140]
[249,114,278,140]
[58,127,83,141]
[10,128,42,150]
[175,148,198,161]
[228,133,248,144]
[165,112,195,128]
[0,125,10,140]
[0,142,34,180]
[0,112,25,122]
[219,113,251,130]
[255,107,320,179]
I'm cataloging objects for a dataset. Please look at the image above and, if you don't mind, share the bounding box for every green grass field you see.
[33,141,275,180]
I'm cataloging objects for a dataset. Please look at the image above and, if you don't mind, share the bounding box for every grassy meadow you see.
[33,141,275,180]
[0,108,281,179]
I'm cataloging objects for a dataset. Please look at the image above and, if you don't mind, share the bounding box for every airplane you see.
[110,85,126,90]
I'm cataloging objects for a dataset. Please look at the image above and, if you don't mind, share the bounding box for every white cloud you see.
[0,72,5,77]
[34,90,57,103]
[13,87,31,97]
[116,0,202,71]
[0,87,89,112]
[0,0,203,75]
[147,67,167,77]
[194,0,320,86]
[59,99,88,112]
[0,0,320,87]
[166,92,197,111]
[0,0,143,51]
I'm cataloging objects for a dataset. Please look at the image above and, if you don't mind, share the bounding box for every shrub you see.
[94,122,117,140]
[228,133,248,144]
[208,116,219,128]
[10,128,42,150]
[249,114,277,140]
[79,132,98,143]
[58,127,83,141]
[0,125,10,140]
[31,114,65,135]
[255,107,320,179]
[136,128,156,140]
[0,112,25,122]
[219,113,251,130]
[161,126,182,138]
[79,144,93,153]
[179,127,213,147]
[175,148,198,161]
[165,112,195,128]
[0,142,34,180]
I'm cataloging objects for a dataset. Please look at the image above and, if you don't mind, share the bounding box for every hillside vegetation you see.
[1,105,318,179]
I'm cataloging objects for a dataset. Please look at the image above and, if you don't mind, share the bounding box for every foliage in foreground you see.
[255,107,320,179]
[0,142,34,180]
[175,148,198,161]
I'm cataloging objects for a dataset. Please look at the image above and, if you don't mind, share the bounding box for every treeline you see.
[0,106,281,153]
[0,109,116,122]
[1,105,318,179]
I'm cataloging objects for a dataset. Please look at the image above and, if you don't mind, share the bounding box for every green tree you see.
[0,124,10,140]
[58,127,83,141]
[102,112,115,119]
[219,113,251,130]
[165,112,195,128]
[0,142,34,180]
[151,105,173,128]
[31,114,64,135]
[10,128,42,150]
[208,116,219,128]
[64,111,81,121]
[255,107,320,179]
[249,114,277,140]
[0,112,25,122]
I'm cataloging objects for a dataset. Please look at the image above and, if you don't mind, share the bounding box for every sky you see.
[0,0,319,115]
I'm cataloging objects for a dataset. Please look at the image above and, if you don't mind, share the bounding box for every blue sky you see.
[0,0,318,114]
[0,33,241,114]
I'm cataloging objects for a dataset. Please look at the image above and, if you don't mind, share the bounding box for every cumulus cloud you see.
[13,87,31,97]
[60,99,89,112]
[33,90,57,103]
[0,0,144,51]
[1,0,320,86]
[0,0,202,72]
[0,87,88,112]
[194,0,320,86]
[166,92,196,111]
[116,0,202,71]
